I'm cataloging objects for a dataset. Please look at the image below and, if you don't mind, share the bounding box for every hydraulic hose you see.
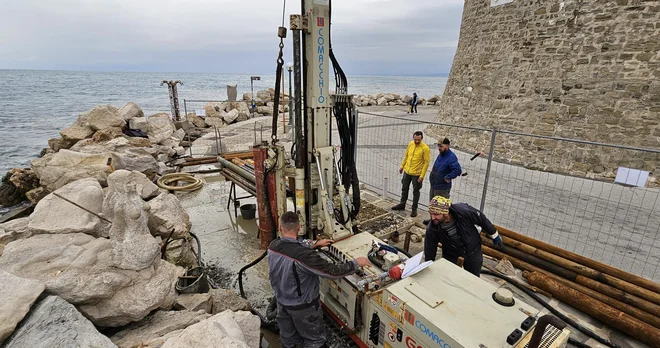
[238,250,279,332]
[480,269,620,348]
[157,173,204,191]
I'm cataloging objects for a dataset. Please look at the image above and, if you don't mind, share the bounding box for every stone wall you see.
[429,0,660,183]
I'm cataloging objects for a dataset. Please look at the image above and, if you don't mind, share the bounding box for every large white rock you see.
[204,116,225,128]
[235,102,250,122]
[28,178,105,237]
[119,102,144,121]
[174,293,213,313]
[256,106,273,116]
[147,193,191,239]
[171,129,186,143]
[204,102,226,118]
[133,171,160,200]
[377,97,388,106]
[60,126,94,143]
[30,150,113,192]
[0,217,33,248]
[256,90,271,101]
[224,109,241,124]
[187,114,207,128]
[209,289,251,314]
[110,310,211,348]
[87,105,126,131]
[103,170,161,271]
[148,113,176,144]
[0,270,45,345]
[129,117,150,132]
[161,310,258,348]
[0,233,184,327]
[242,92,252,101]
[2,296,117,348]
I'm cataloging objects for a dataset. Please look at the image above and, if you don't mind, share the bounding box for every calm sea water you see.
[0,70,447,174]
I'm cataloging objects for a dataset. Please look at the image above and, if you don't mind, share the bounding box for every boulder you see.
[129,117,150,132]
[175,146,186,156]
[224,109,241,124]
[0,217,32,247]
[110,310,211,348]
[30,150,113,192]
[384,94,396,102]
[256,90,271,101]
[377,97,388,106]
[92,127,124,142]
[47,137,70,152]
[187,114,207,128]
[235,102,250,121]
[27,178,105,237]
[242,92,252,101]
[1,296,116,348]
[256,106,273,116]
[204,102,226,118]
[103,170,161,271]
[428,95,440,104]
[60,126,94,143]
[119,102,144,121]
[209,289,251,314]
[161,310,258,348]
[174,293,213,313]
[73,112,90,128]
[204,116,225,128]
[147,193,191,239]
[403,95,412,103]
[0,233,183,327]
[148,113,176,144]
[164,237,197,269]
[128,137,152,148]
[0,168,40,207]
[87,105,126,131]
[158,163,177,176]
[172,129,186,143]
[25,187,48,204]
[0,270,45,345]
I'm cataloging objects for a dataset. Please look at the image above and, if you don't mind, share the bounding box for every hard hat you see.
[429,196,451,215]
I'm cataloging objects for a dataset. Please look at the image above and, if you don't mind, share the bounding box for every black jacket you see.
[424,203,497,260]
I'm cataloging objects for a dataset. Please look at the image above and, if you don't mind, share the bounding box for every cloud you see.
[0,0,464,75]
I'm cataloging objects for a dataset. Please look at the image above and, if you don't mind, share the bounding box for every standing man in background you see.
[424,138,462,225]
[408,92,419,114]
[392,131,430,217]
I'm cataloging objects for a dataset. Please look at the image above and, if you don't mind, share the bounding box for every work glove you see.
[492,235,503,248]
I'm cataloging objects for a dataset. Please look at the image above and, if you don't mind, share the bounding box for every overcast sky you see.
[0,0,464,75]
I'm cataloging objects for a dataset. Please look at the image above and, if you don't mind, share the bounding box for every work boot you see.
[410,210,417,217]
[423,219,430,225]
[391,203,405,211]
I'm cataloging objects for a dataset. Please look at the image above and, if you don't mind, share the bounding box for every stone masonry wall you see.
[429,0,660,183]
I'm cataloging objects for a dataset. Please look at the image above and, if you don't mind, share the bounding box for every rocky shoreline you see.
[0,101,261,347]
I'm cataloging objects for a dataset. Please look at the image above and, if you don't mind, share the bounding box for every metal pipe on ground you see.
[221,170,257,196]
[180,158,219,167]
[481,244,660,329]
[499,234,660,307]
[524,271,660,348]
[218,157,256,184]
[495,225,660,294]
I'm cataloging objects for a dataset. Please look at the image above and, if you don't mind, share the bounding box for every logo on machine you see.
[316,25,326,105]
[404,309,415,326]
[317,17,325,27]
[405,336,426,348]
[415,320,452,348]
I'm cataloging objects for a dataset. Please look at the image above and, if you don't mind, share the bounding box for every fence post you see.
[382,177,389,199]
[480,129,497,212]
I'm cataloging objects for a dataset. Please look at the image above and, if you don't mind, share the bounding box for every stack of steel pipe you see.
[481,226,660,347]
[218,157,257,196]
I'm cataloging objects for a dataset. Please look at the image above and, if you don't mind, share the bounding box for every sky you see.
[0,0,464,75]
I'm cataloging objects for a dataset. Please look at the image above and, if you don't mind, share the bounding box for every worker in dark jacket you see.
[423,138,461,225]
[423,196,503,277]
[408,92,419,114]
[268,212,369,348]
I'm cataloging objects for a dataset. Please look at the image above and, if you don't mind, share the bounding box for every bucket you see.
[176,266,210,294]
[240,204,256,220]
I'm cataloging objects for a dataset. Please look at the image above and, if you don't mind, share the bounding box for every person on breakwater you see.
[408,92,419,114]
[267,212,369,348]
[392,131,430,218]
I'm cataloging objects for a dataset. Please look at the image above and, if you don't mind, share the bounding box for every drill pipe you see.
[500,234,660,306]
[218,157,256,184]
[481,244,660,329]
[221,169,257,196]
[496,225,660,294]
[524,271,660,348]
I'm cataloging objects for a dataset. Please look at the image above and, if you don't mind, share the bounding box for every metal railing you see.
[352,111,660,282]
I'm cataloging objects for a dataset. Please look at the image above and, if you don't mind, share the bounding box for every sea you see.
[0,69,447,175]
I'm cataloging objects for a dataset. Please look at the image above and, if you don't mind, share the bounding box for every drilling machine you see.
[250,1,571,347]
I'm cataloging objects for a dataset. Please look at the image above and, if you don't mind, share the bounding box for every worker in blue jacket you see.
[424,138,462,225]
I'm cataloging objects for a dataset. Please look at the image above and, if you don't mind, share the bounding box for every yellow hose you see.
[157,173,204,191]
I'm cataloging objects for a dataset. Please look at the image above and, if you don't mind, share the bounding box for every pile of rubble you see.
[0,102,259,348]
[353,93,441,107]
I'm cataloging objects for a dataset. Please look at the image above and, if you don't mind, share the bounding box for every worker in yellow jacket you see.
[392,131,431,217]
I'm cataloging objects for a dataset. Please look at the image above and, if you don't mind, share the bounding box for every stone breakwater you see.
[431,0,660,184]
[0,102,259,347]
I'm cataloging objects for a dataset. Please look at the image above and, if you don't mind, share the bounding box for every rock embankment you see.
[0,102,259,347]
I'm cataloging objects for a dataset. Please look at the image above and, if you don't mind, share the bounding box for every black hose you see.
[237,250,279,332]
[568,338,592,348]
[394,246,412,258]
[480,269,620,348]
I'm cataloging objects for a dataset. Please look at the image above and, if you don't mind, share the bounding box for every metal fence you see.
[353,111,660,282]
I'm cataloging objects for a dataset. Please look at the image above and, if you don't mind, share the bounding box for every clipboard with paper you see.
[402,252,433,278]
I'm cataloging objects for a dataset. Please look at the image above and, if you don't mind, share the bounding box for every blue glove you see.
[492,235,503,248]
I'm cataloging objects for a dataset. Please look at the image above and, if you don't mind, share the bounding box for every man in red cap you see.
[424,196,502,277]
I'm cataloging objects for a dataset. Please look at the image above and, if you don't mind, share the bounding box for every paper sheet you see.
[402,252,433,279]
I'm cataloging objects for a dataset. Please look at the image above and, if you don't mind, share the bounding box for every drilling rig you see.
[244,0,572,347]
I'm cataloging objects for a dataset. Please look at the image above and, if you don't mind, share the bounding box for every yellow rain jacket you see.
[400,141,431,178]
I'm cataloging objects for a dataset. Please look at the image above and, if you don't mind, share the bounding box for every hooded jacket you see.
[429,149,461,190]
[400,141,431,178]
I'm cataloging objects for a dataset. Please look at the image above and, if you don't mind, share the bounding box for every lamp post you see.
[286,62,293,127]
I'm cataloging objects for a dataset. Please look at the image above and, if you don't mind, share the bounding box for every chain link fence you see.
[354,111,660,282]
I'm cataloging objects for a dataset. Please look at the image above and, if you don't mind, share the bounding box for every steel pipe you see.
[218,157,256,184]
